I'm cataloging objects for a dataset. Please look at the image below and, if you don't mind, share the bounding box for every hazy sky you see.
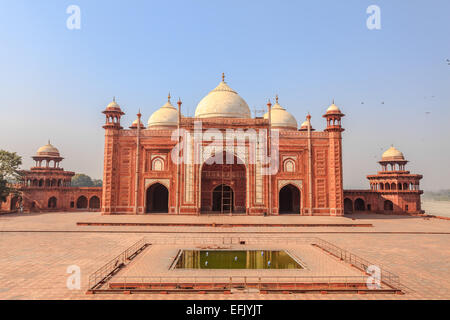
[0,0,449,191]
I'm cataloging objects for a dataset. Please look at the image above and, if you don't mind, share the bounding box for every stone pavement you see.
[0,211,449,299]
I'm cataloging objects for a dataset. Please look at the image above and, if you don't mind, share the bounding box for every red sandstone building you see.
[1,76,423,216]
[1,142,102,212]
[344,146,423,214]
[100,76,423,216]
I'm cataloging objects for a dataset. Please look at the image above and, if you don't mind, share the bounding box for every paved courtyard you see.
[0,211,449,299]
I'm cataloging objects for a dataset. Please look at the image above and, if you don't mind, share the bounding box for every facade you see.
[344,146,423,214]
[101,77,347,215]
[1,76,423,216]
[0,142,102,213]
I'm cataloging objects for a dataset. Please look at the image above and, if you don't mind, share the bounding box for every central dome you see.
[195,78,251,119]
[36,141,60,157]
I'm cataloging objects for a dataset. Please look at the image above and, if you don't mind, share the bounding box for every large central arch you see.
[146,183,169,213]
[201,151,246,213]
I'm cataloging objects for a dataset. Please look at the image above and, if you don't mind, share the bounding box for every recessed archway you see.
[344,198,353,214]
[278,184,300,214]
[10,196,19,211]
[354,198,365,211]
[47,196,57,208]
[76,196,88,209]
[89,196,100,209]
[146,183,169,213]
[384,200,394,211]
[211,184,234,213]
[201,152,246,213]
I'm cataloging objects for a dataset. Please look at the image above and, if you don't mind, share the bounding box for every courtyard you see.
[0,211,449,299]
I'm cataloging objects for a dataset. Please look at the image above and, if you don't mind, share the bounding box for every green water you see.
[174,250,302,269]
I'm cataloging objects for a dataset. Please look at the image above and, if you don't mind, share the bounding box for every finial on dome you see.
[137,109,141,118]
[275,95,279,104]
[168,92,171,102]
[332,98,335,105]
[48,139,50,145]
[306,113,311,120]
[222,73,225,82]
[113,96,116,102]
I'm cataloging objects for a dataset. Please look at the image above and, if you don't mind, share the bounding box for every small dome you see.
[130,118,145,129]
[195,76,251,119]
[105,98,122,112]
[147,97,179,128]
[36,141,60,157]
[263,98,297,129]
[382,146,405,161]
[326,101,342,114]
[299,117,314,131]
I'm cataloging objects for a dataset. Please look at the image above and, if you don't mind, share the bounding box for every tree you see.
[92,179,103,187]
[0,150,22,202]
[71,174,93,187]
[71,174,102,187]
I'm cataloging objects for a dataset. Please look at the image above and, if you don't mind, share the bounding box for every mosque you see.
[1,75,423,215]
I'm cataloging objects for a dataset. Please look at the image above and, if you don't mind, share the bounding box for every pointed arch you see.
[146,183,169,213]
[48,196,57,208]
[278,184,300,214]
[76,196,88,209]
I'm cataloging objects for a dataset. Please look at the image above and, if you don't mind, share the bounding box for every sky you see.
[0,0,449,191]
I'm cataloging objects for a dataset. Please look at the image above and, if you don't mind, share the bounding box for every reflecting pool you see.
[174,250,303,269]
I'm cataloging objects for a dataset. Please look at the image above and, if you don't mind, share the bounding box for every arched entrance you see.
[384,200,394,211]
[201,152,246,213]
[146,183,169,213]
[10,196,19,211]
[354,198,365,211]
[89,196,100,209]
[48,197,57,208]
[344,198,353,214]
[278,184,300,214]
[76,196,88,209]
[212,184,234,213]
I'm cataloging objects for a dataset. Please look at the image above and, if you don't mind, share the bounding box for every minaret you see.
[323,101,345,216]
[267,99,272,215]
[101,98,125,214]
[176,98,182,215]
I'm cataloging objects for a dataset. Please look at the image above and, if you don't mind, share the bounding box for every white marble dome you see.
[263,99,297,129]
[195,80,251,119]
[381,146,405,161]
[326,101,342,114]
[130,118,145,129]
[105,98,122,112]
[147,99,179,128]
[36,141,60,157]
